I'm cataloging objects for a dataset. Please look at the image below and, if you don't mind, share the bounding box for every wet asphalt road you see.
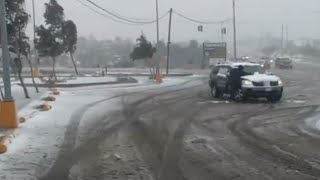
[40,60,320,180]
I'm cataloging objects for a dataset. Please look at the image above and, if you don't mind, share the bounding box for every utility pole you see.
[220,22,224,42]
[286,25,289,50]
[281,24,284,56]
[166,8,173,75]
[154,0,162,82]
[232,0,237,60]
[155,0,160,43]
[0,0,18,128]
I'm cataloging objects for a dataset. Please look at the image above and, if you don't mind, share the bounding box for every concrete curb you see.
[20,77,138,88]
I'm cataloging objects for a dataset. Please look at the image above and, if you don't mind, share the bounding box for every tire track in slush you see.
[127,87,205,180]
[39,94,129,180]
[228,105,320,179]
[40,78,201,180]
[131,85,320,180]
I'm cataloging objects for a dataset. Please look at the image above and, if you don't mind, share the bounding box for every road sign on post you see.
[202,42,227,68]
[0,0,18,128]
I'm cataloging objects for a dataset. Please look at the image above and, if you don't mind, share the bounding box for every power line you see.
[173,10,232,25]
[85,0,168,24]
[75,0,142,25]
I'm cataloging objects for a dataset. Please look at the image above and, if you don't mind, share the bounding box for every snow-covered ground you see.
[19,78,42,84]
[0,76,198,180]
[0,91,112,180]
[0,83,43,110]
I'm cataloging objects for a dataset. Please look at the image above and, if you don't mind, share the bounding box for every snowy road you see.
[2,59,320,180]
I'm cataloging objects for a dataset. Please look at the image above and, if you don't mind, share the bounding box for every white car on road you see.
[209,62,283,102]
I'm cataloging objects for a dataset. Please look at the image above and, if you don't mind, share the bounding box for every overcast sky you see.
[25,0,320,43]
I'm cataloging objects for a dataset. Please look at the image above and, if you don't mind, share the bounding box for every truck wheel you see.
[211,85,221,98]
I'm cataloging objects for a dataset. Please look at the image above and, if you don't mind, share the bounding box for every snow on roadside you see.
[0,91,106,180]
[21,78,43,84]
[0,76,197,180]
[0,83,45,111]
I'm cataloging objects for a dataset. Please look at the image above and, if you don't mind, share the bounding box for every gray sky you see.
[26,0,320,42]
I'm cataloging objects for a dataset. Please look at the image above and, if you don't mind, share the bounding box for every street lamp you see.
[0,0,18,128]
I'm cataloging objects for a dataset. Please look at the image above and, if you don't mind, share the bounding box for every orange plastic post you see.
[33,67,40,77]
[0,136,8,153]
[0,101,18,128]
[155,73,163,83]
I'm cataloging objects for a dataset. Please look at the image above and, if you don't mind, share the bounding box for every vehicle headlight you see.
[278,79,283,86]
[242,80,253,86]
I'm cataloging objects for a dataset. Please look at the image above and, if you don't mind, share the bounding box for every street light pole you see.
[232,0,237,60]
[0,0,18,128]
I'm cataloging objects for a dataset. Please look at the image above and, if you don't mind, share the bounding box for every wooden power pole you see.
[166,8,173,75]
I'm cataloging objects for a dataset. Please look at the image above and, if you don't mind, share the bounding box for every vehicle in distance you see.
[275,57,293,69]
[209,62,283,102]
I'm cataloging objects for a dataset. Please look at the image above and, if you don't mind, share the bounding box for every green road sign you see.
[203,42,227,59]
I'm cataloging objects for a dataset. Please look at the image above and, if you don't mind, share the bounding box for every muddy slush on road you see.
[40,59,320,180]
